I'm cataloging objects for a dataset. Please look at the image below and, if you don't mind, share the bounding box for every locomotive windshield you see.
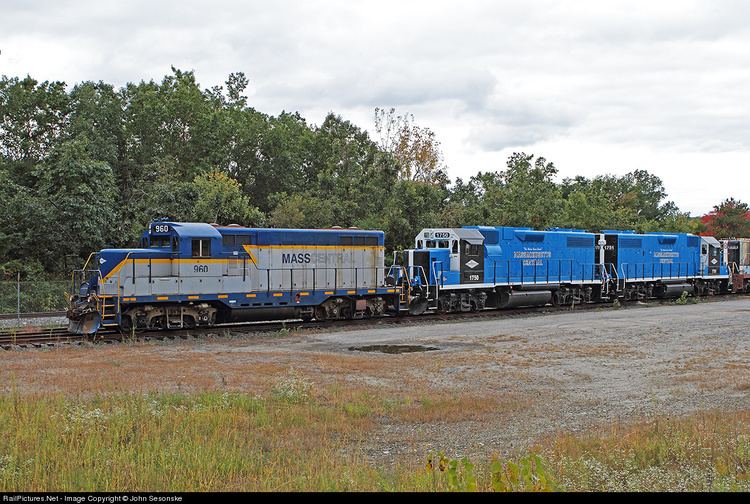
[425,240,449,249]
[150,236,170,248]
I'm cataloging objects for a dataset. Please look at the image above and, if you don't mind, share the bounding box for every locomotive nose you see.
[67,309,102,335]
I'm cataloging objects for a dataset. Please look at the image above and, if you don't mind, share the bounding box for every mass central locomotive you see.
[67,222,402,334]
[67,220,745,334]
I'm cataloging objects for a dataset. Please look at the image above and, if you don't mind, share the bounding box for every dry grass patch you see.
[390,393,530,424]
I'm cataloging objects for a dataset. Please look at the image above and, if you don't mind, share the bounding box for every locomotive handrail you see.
[80,252,97,272]
[488,259,605,285]
[617,261,700,281]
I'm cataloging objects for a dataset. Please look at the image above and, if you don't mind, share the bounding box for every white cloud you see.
[1,0,749,215]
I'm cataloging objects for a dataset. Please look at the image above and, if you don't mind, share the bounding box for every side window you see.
[192,239,211,258]
[172,237,179,253]
[452,241,458,254]
[702,245,708,255]
[223,235,235,247]
[417,240,424,249]
[465,243,481,256]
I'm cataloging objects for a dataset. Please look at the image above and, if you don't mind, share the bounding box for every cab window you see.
[150,236,170,248]
[465,243,481,256]
[192,239,211,258]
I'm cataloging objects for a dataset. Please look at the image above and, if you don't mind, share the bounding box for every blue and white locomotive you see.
[67,221,402,334]
[399,226,730,314]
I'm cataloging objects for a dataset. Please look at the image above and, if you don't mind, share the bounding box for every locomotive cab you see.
[402,228,486,314]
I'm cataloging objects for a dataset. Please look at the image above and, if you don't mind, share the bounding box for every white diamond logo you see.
[711,258,718,265]
[466,260,479,269]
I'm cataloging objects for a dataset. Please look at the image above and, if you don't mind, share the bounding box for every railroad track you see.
[2,294,746,350]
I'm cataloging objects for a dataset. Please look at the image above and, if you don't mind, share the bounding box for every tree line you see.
[1,68,747,280]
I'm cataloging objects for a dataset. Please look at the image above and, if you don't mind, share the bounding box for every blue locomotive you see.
[399,226,730,314]
[67,221,402,334]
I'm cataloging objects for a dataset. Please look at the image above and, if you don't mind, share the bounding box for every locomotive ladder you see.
[99,295,120,328]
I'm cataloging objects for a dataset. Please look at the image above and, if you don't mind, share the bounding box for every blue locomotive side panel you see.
[412,226,600,289]
[470,226,599,286]
[608,231,700,281]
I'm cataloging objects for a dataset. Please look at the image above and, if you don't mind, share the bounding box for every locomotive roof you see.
[164,222,223,238]
[454,228,485,243]
[151,222,382,237]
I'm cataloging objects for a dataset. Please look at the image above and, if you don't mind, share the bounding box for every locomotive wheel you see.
[120,314,133,331]
[314,306,328,321]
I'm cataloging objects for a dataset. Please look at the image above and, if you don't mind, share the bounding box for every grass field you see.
[1,370,749,492]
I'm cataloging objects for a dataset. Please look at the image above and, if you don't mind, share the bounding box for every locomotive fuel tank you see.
[497,290,552,309]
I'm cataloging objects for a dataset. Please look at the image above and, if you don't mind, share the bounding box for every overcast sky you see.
[2,0,749,215]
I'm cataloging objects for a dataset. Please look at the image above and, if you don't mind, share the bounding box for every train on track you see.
[66,221,750,334]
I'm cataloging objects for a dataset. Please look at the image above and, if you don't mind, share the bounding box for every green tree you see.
[0,76,70,167]
[489,153,563,228]
[191,171,264,225]
[268,193,335,229]
[34,138,118,268]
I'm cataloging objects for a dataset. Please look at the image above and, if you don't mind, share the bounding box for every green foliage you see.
[0,69,736,279]
[35,138,118,267]
[675,291,690,305]
[191,171,264,225]
[425,453,477,492]
[490,455,557,492]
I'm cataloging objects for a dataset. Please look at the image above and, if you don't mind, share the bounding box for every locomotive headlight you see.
[598,239,607,247]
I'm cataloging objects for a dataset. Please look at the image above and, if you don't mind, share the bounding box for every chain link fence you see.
[0,279,69,316]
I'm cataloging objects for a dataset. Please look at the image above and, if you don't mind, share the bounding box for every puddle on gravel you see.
[348,344,440,354]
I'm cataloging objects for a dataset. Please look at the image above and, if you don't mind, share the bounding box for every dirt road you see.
[3,298,749,462]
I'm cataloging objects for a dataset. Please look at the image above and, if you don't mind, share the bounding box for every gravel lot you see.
[0,315,67,329]
[3,298,749,463]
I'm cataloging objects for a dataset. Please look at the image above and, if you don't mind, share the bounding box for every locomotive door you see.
[460,239,484,284]
[725,240,740,268]
[708,245,721,275]
[597,234,619,278]
[450,240,460,271]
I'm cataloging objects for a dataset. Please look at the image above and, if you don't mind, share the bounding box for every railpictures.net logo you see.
[2,498,183,503]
